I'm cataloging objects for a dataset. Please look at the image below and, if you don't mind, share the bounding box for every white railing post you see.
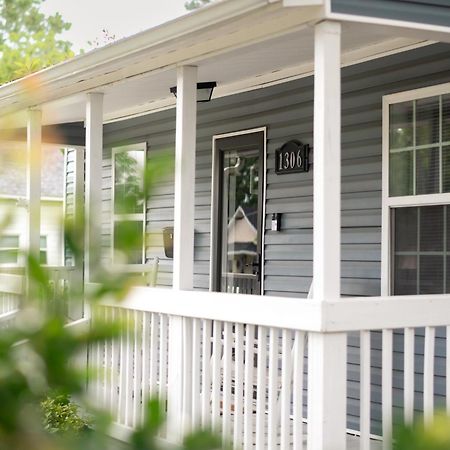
[307,20,347,450]
[168,65,197,439]
[85,93,104,285]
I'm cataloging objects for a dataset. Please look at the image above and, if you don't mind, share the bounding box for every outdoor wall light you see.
[169,81,217,103]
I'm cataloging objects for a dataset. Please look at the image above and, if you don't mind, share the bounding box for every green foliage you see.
[0,0,74,84]
[394,413,450,450]
[131,398,230,450]
[0,149,229,449]
[184,0,212,11]
[41,394,91,435]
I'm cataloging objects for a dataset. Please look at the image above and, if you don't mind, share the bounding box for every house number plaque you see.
[275,140,310,174]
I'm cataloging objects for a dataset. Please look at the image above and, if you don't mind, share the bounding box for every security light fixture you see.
[170,82,217,103]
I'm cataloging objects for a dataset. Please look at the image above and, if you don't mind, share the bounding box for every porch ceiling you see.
[9,20,432,128]
[37,21,429,127]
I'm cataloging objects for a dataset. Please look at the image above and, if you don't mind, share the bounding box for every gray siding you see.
[331,0,450,27]
[101,43,450,433]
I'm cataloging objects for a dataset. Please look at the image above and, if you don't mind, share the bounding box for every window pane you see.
[114,221,144,264]
[40,236,47,249]
[390,102,413,149]
[389,151,413,196]
[419,206,443,251]
[442,146,450,192]
[114,150,145,214]
[394,207,417,252]
[416,96,440,146]
[419,255,443,294]
[393,255,417,295]
[0,249,18,264]
[40,251,47,265]
[443,94,450,143]
[0,236,19,248]
[416,147,440,194]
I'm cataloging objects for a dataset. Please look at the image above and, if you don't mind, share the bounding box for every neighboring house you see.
[1,1,450,449]
[0,145,64,267]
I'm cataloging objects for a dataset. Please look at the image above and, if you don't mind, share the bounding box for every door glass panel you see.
[220,150,260,294]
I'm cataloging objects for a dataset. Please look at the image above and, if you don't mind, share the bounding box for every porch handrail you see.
[109,258,160,287]
[92,284,450,333]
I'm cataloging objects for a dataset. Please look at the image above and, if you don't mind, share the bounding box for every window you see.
[383,83,450,295]
[112,143,147,264]
[0,236,19,264]
[0,235,48,265]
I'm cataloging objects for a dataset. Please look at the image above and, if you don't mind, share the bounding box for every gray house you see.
[1,1,450,449]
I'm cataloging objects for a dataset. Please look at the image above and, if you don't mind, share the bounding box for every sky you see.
[41,0,190,53]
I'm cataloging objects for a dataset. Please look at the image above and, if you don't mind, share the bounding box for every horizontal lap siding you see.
[64,149,76,266]
[100,43,450,433]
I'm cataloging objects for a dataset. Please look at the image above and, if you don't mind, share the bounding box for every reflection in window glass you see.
[394,208,417,252]
[114,221,144,264]
[442,146,450,192]
[443,95,450,143]
[416,96,439,146]
[114,150,145,215]
[416,147,439,195]
[389,151,413,196]
[394,255,417,295]
[113,145,146,264]
[390,101,413,149]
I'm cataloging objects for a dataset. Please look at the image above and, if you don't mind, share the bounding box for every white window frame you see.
[381,81,450,295]
[111,143,147,264]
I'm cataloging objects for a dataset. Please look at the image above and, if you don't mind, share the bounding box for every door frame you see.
[209,127,267,294]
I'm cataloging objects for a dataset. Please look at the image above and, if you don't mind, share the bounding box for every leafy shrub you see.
[41,394,91,435]
[394,412,450,450]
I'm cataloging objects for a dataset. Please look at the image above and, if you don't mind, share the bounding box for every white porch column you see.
[85,93,104,283]
[168,65,197,438]
[26,108,42,265]
[173,65,197,291]
[307,21,347,450]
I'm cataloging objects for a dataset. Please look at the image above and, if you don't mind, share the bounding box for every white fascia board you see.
[0,0,288,114]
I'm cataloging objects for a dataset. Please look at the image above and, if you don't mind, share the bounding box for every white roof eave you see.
[0,0,324,116]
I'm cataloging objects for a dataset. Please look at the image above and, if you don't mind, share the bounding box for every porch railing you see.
[0,272,23,319]
[88,288,450,450]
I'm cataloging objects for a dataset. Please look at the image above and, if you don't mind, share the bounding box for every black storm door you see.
[213,131,265,295]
